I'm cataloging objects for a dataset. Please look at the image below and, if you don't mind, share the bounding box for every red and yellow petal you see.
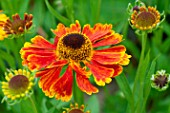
[70,62,91,77]
[66,20,81,33]
[92,33,123,48]
[47,60,68,68]
[94,45,126,52]
[27,54,56,70]
[50,66,73,101]
[30,35,56,49]
[119,54,132,65]
[103,64,123,77]
[85,61,114,86]
[52,23,67,44]
[20,36,57,70]
[92,45,126,65]
[52,20,81,45]
[76,73,99,95]
[82,23,112,42]
[71,62,98,95]
[92,52,123,65]
[37,67,62,97]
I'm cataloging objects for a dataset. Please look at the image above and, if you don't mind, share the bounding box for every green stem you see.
[133,31,148,113]
[133,31,147,96]
[29,96,38,113]
[73,73,84,104]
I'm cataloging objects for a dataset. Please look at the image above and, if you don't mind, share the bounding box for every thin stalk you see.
[133,31,147,97]
[73,72,84,104]
[29,96,38,113]
[133,31,148,113]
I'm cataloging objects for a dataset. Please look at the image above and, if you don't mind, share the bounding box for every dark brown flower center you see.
[136,11,156,27]
[57,33,92,61]
[9,75,29,93]
[133,6,140,11]
[11,20,25,34]
[154,75,168,88]
[63,33,85,49]
[69,109,84,113]
[3,13,33,35]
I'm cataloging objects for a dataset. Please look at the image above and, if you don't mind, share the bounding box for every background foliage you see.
[0,0,170,113]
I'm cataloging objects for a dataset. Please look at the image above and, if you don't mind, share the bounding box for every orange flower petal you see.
[71,62,98,95]
[66,20,81,33]
[47,60,68,68]
[50,66,73,101]
[92,55,121,65]
[103,64,123,77]
[92,33,122,48]
[52,23,67,44]
[82,23,112,42]
[119,54,132,65]
[37,67,62,93]
[30,35,56,49]
[94,45,126,52]
[71,62,91,77]
[92,45,126,65]
[20,36,57,70]
[76,73,99,95]
[85,61,114,86]
[52,20,81,44]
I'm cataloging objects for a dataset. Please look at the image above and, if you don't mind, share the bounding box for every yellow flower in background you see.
[0,10,8,40]
[128,0,165,32]
[131,6,160,30]
[63,103,90,113]
[1,69,35,104]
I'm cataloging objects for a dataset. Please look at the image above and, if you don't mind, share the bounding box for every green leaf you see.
[86,95,99,113]
[46,107,55,113]
[90,0,101,23]
[45,0,71,26]
[134,50,151,113]
[62,0,74,22]
[141,57,157,112]
[115,73,134,113]
[19,0,30,15]
[161,36,170,53]
[0,49,16,69]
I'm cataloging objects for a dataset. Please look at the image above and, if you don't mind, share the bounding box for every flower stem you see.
[73,72,84,104]
[133,31,147,92]
[29,96,38,113]
[133,31,147,113]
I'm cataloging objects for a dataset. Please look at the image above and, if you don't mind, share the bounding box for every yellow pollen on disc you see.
[131,6,160,30]
[57,33,93,62]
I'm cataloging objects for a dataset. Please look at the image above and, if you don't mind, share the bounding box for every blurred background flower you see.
[1,69,35,105]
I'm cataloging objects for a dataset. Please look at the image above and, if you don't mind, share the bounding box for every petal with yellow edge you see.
[119,54,132,65]
[27,54,56,70]
[38,67,62,94]
[103,64,123,77]
[85,61,114,86]
[20,35,57,70]
[30,35,56,49]
[50,66,73,102]
[66,20,81,33]
[82,23,112,42]
[76,73,99,95]
[92,33,123,48]
[71,62,98,95]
